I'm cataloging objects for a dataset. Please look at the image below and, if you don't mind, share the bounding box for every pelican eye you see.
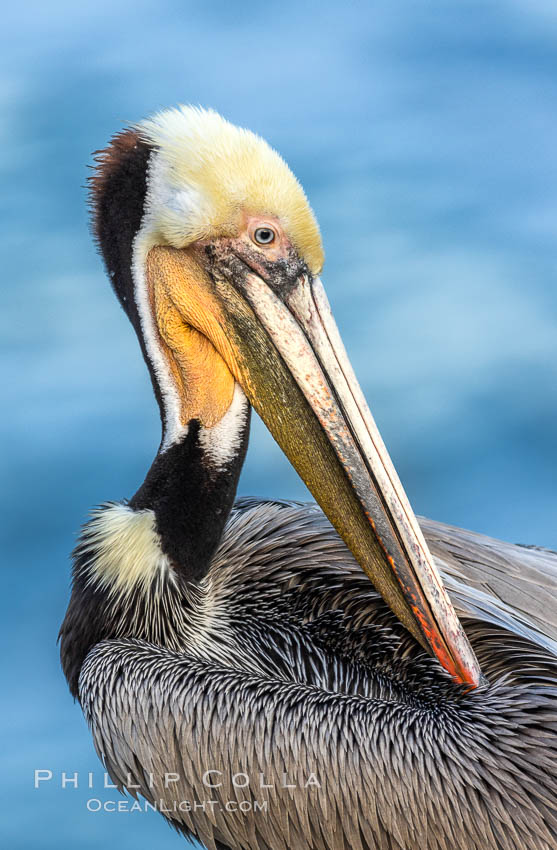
[253,227,276,246]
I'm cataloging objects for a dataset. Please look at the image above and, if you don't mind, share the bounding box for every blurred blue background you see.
[2,0,557,846]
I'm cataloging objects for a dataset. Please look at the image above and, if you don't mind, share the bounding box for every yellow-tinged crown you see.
[139,106,324,274]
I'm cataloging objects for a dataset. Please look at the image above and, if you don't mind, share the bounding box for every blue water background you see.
[2,1,557,846]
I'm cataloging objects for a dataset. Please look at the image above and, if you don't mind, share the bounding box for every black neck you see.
[130,415,250,582]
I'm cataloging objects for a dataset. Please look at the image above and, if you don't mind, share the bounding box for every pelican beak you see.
[151,244,483,689]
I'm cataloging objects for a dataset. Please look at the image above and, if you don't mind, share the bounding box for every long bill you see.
[156,245,483,689]
[231,271,482,689]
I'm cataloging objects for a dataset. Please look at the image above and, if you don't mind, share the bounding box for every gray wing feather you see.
[420,516,557,655]
[78,504,557,849]
[80,640,557,850]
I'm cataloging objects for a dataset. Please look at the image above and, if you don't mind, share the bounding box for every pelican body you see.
[60,107,557,850]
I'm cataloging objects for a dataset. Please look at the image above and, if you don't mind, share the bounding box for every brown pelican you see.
[60,106,557,850]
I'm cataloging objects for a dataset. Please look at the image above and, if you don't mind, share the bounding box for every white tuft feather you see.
[81,503,175,597]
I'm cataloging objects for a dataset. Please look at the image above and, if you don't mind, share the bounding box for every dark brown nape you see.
[89,129,152,320]
[89,129,146,242]
[88,128,152,324]
[88,127,169,424]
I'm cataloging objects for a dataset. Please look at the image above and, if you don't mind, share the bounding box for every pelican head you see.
[90,105,481,688]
